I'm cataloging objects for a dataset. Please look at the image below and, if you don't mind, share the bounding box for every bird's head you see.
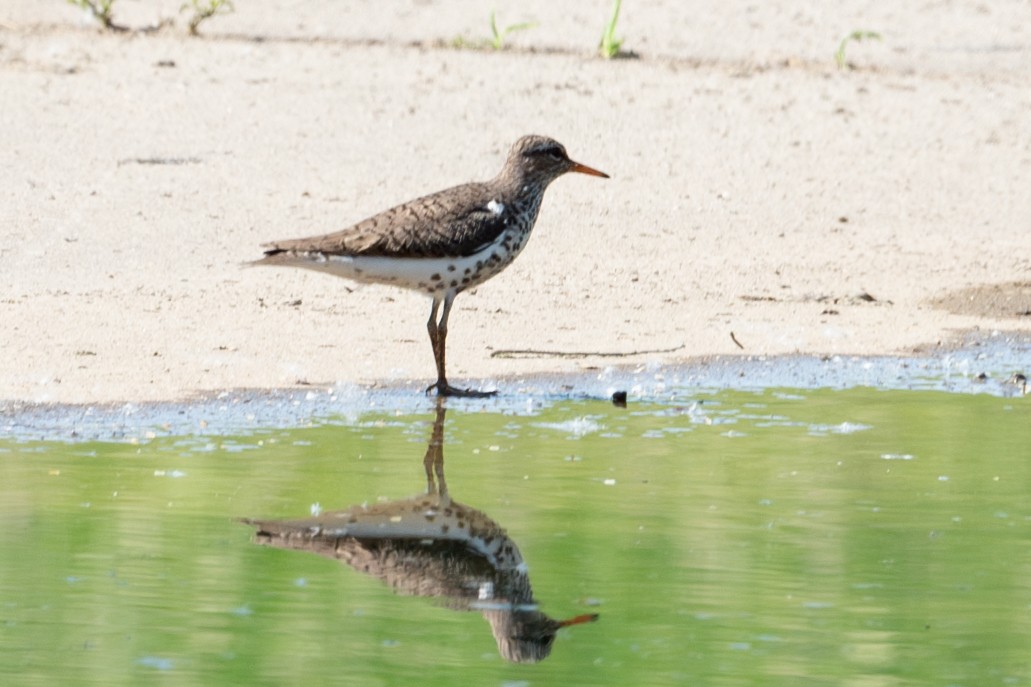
[501,135,609,188]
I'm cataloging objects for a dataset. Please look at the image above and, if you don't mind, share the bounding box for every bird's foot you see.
[425,381,498,398]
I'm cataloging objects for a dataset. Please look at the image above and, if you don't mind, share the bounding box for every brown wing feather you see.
[262,182,509,259]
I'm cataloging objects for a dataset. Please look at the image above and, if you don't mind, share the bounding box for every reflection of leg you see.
[423,400,448,497]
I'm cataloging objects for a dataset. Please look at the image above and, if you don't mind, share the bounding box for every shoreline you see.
[3,332,1027,443]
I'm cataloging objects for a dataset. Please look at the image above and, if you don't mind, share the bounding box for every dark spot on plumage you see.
[430,273,441,281]
[447,264,456,272]
[450,280,457,287]
[463,267,471,275]
[461,277,470,284]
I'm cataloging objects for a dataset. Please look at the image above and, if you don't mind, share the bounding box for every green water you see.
[1,388,1029,686]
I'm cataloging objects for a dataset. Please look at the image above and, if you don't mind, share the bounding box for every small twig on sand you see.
[491,343,684,359]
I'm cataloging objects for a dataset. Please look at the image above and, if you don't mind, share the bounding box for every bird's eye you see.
[523,144,564,161]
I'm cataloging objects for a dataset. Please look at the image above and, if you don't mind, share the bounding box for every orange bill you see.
[569,161,610,178]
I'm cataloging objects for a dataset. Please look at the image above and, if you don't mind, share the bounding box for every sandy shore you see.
[2,1,1029,405]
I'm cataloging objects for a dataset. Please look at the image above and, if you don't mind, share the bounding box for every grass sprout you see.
[599,0,623,58]
[488,10,536,50]
[835,30,882,69]
[182,0,234,36]
[67,0,127,31]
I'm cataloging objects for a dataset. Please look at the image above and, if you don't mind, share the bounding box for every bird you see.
[251,135,608,397]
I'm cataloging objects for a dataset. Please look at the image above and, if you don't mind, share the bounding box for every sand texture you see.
[2,1,1029,404]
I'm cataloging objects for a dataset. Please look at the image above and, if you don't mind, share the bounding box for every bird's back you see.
[259,181,509,261]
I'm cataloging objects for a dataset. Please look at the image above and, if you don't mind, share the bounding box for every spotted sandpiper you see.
[252,135,608,397]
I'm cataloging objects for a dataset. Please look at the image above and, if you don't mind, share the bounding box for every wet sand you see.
[3,331,1027,443]
[2,1,1029,406]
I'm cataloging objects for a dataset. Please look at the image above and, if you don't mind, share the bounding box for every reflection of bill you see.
[244,401,598,663]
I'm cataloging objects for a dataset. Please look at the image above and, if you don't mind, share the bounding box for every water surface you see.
[1,379,1029,685]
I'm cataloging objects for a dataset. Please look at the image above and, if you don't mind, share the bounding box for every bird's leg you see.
[425,297,452,394]
[424,293,497,398]
[426,297,444,385]
[434,293,453,390]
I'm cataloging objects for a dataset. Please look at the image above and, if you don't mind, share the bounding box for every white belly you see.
[283,229,530,296]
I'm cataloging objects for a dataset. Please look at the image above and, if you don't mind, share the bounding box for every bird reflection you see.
[243,401,598,663]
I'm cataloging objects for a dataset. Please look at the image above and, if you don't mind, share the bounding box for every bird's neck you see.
[493,173,552,204]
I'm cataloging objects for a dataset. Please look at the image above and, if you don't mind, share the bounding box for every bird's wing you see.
[262,183,508,259]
